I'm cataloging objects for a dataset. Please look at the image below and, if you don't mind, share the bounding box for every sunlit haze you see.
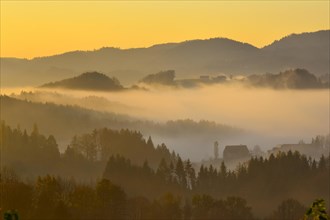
[1,1,329,58]
[2,85,329,144]
[1,1,329,218]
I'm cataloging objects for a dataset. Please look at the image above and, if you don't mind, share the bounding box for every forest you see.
[1,3,330,220]
[1,95,242,144]
[1,121,329,219]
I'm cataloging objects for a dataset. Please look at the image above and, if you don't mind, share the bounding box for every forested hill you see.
[0,95,133,142]
[246,68,327,89]
[1,122,329,219]
[138,68,328,89]
[1,96,243,146]
[0,121,177,178]
[40,71,124,91]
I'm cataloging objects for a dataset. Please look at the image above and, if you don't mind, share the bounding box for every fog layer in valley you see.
[2,84,328,160]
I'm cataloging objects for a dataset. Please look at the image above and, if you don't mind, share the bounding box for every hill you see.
[2,30,329,87]
[140,70,176,85]
[40,71,124,91]
[246,69,326,89]
[138,68,327,89]
[261,30,330,76]
[0,96,243,154]
[0,95,133,143]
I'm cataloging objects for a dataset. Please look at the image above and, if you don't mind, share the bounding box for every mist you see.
[2,84,328,161]
[103,84,328,136]
[1,4,329,218]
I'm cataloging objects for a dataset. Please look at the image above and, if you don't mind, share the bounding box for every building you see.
[223,145,250,164]
[268,143,325,159]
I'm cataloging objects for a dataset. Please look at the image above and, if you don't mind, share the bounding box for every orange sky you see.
[1,1,329,59]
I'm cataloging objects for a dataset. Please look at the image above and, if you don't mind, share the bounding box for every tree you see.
[68,184,97,219]
[304,199,330,220]
[175,157,187,188]
[1,168,32,219]
[4,210,19,220]
[318,155,327,171]
[147,136,154,149]
[219,161,227,178]
[159,193,182,220]
[157,158,170,181]
[141,70,176,85]
[32,175,62,219]
[185,159,196,190]
[143,160,153,175]
[183,199,192,220]
[192,194,214,219]
[223,197,254,220]
[96,178,126,220]
[127,196,152,220]
[271,199,306,220]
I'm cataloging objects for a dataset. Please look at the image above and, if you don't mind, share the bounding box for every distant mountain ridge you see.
[40,71,123,91]
[1,30,329,87]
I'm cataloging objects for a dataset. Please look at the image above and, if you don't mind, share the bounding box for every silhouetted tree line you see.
[246,69,328,89]
[1,96,242,144]
[102,149,329,216]
[102,147,329,200]
[103,155,195,198]
[2,163,327,220]
[100,149,329,218]
[1,121,60,176]
[1,167,256,220]
[194,152,329,217]
[0,121,176,179]
[1,122,329,218]
[69,128,176,168]
[140,70,176,86]
[138,68,329,89]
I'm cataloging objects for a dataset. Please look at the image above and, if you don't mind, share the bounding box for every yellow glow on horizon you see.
[1,1,329,59]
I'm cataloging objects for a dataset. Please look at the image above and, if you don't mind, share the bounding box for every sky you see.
[1,1,329,59]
